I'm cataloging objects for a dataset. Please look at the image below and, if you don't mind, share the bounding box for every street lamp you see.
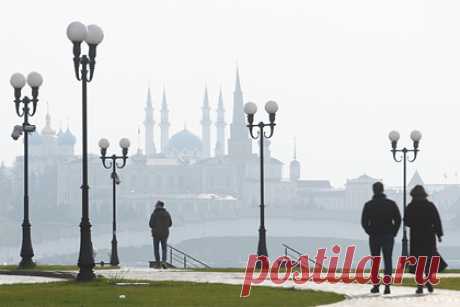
[244,100,279,257]
[98,138,130,266]
[389,129,422,257]
[67,21,104,281]
[10,71,44,268]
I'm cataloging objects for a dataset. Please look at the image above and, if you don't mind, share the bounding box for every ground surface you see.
[98,269,460,307]
[2,269,460,306]
[0,277,342,307]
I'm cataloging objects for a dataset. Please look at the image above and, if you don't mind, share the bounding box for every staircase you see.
[281,243,323,269]
[149,244,211,269]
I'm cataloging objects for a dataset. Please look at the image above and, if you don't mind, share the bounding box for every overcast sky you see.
[2,0,460,187]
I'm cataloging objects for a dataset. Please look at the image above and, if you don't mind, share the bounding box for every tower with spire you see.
[215,88,226,157]
[144,88,156,156]
[228,67,252,157]
[160,87,170,154]
[289,138,301,181]
[201,86,211,159]
[40,104,58,157]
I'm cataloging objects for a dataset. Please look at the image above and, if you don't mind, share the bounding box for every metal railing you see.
[167,244,211,269]
[281,243,322,268]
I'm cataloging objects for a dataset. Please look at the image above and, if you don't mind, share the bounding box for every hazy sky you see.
[2,0,460,187]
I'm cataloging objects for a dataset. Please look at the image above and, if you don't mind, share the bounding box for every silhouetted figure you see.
[405,185,444,295]
[149,201,172,269]
[361,182,401,295]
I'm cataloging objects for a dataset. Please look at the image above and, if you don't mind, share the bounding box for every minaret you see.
[228,67,251,157]
[136,126,143,155]
[201,86,211,158]
[160,87,170,154]
[215,88,226,157]
[144,88,156,156]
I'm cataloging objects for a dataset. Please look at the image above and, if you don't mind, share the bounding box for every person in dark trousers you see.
[149,201,172,269]
[361,182,401,295]
[405,185,444,295]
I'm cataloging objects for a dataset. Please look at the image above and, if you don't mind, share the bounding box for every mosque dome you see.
[57,128,76,146]
[29,131,43,145]
[167,128,202,157]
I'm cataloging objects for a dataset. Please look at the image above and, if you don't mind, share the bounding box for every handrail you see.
[167,244,211,269]
[282,243,303,256]
[281,243,321,267]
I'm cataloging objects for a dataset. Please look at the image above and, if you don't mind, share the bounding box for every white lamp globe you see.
[98,138,110,149]
[85,25,104,45]
[244,102,258,115]
[119,138,131,149]
[27,72,43,88]
[388,130,400,142]
[10,73,26,89]
[410,130,422,142]
[265,100,279,114]
[67,21,87,42]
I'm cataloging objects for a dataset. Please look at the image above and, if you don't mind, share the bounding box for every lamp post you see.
[388,130,422,257]
[67,21,104,281]
[98,138,130,267]
[244,100,279,257]
[10,72,44,268]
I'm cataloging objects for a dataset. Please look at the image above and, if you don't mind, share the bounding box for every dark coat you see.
[149,208,172,240]
[361,194,402,237]
[405,199,443,257]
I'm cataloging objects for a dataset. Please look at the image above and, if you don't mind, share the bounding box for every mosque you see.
[2,69,301,223]
[3,69,459,226]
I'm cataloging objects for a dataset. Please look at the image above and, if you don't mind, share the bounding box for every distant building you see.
[4,72,460,224]
[345,174,381,210]
[4,69,302,223]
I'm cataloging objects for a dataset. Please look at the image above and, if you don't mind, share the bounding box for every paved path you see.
[0,275,63,285]
[98,268,460,307]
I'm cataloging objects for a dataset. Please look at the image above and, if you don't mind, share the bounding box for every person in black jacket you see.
[149,201,172,269]
[405,185,444,295]
[361,182,401,295]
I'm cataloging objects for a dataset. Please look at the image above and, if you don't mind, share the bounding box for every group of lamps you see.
[9,16,427,277]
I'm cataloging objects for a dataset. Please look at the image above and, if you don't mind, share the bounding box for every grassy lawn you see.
[0,264,118,271]
[401,277,460,291]
[0,278,344,307]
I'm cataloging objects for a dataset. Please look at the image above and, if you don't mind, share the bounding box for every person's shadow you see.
[347,293,431,299]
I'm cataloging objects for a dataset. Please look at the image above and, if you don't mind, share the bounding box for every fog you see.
[1,0,460,268]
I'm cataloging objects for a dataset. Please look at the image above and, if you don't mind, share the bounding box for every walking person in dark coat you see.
[405,185,444,294]
[361,182,401,295]
[149,201,172,269]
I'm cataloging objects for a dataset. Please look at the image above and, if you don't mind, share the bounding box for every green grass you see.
[435,277,460,290]
[400,277,460,291]
[0,278,344,307]
[0,264,78,271]
[0,264,118,271]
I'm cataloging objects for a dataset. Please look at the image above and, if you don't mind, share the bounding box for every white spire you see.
[228,66,252,157]
[160,85,170,154]
[144,87,156,156]
[42,102,56,136]
[201,85,211,158]
[215,87,226,157]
